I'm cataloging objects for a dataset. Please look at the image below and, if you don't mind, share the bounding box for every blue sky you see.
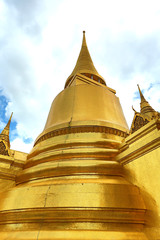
[0,93,32,143]
[0,0,160,152]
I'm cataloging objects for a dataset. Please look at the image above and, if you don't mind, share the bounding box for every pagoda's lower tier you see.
[0,158,149,240]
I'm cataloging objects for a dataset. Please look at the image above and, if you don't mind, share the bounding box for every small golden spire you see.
[0,112,13,149]
[132,105,137,113]
[137,84,146,103]
[82,31,87,46]
[3,112,13,132]
[137,84,157,119]
[65,31,105,88]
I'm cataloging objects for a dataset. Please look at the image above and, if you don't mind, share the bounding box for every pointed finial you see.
[137,84,146,102]
[137,84,158,118]
[132,105,137,113]
[5,112,13,129]
[65,31,105,88]
[82,30,87,47]
[0,112,13,154]
[1,112,13,135]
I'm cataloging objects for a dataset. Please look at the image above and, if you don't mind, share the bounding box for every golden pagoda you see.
[0,32,159,239]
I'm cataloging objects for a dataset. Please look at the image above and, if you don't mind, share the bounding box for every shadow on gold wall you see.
[124,167,160,240]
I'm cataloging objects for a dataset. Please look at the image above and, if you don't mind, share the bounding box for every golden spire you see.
[0,112,13,149]
[137,84,157,119]
[65,31,105,88]
[137,84,146,102]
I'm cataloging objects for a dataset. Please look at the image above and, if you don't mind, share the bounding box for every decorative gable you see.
[130,114,149,134]
[0,141,9,156]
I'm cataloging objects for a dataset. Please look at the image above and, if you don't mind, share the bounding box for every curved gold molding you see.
[0,207,145,225]
[34,125,128,146]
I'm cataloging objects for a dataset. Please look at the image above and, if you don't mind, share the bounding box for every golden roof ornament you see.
[65,31,106,88]
[137,84,158,119]
[130,85,159,133]
[0,112,13,156]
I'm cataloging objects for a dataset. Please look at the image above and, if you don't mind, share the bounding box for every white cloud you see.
[11,137,33,153]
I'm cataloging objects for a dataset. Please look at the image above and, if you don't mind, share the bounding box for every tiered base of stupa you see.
[0,157,148,239]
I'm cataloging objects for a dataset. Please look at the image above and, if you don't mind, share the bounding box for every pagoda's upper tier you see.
[31,32,129,149]
[65,31,106,88]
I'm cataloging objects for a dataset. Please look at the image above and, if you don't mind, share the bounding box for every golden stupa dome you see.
[0,32,149,240]
[33,31,129,148]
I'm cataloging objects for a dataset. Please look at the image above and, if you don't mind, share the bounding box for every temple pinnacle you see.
[137,84,146,102]
[1,112,13,136]
[82,31,86,46]
[0,112,13,155]
[137,84,157,119]
[65,31,105,88]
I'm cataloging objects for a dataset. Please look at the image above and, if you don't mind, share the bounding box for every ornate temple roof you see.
[65,31,106,88]
[137,84,158,118]
[130,85,159,134]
